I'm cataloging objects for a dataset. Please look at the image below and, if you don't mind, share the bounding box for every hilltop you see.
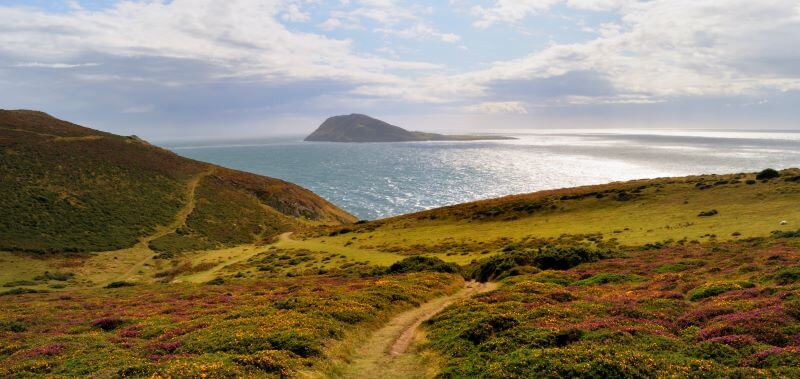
[304,113,514,142]
[0,110,355,254]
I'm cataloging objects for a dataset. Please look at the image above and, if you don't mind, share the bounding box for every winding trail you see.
[140,167,215,246]
[103,167,215,285]
[334,281,497,379]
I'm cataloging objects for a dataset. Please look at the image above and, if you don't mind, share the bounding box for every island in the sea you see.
[304,114,516,142]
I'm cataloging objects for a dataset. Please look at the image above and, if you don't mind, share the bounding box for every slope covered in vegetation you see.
[423,233,800,377]
[305,169,800,264]
[0,110,355,253]
[2,110,800,378]
[0,272,461,377]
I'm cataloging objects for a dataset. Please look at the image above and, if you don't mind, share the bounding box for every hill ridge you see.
[0,109,355,254]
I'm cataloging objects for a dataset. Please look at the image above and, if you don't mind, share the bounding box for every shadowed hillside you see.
[0,110,355,253]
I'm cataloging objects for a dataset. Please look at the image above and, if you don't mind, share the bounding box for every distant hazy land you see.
[304,113,515,142]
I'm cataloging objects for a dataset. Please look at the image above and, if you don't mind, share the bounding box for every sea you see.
[164,129,800,220]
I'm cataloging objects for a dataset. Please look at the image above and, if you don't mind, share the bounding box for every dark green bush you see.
[0,320,28,332]
[756,168,780,180]
[387,256,460,274]
[772,230,800,239]
[2,280,37,288]
[0,288,47,296]
[688,281,754,301]
[775,267,800,284]
[104,281,136,289]
[206,278,226,285]
[35,271,74,282]
[91,317,125,331]
[472,246,613,282]
[575,273,646,286]
[698,209,719,217]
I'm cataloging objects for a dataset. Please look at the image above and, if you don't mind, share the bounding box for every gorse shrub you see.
[698,209,719,217]
[774,267,800,284]
[756,168,780,180]
[90,318,125,331]
[472,246,614,282]
[0,288,46,296]
[104,281,136,289]
[688,281,755,301]
[387,256,461,275]
[0,320,28,333]
[35,271,74,282]
[575,273,646,286]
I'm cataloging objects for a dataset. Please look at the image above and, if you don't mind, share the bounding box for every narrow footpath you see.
[335,281,498,379]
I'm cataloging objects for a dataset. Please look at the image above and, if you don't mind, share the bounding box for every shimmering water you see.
[164,130,800,220]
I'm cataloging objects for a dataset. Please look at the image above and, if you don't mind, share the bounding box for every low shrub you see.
[688,281,755,301]
[472,246,613,282]
[206,278,225,285]
[91,317,125,331]
[0,288,47,296]
[756,169,780,180]
[0,320,28,332]
[2,280,37,288]
[104,281,136,289]
[387,256,460,275]
[698,209,719,217]
[772,230,800,239]
[34,271,74,282]
[575,273,646,286]
[775,267,800,284]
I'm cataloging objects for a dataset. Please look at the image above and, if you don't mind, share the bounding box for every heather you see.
[424,236,800,378]
[0,272,461,377]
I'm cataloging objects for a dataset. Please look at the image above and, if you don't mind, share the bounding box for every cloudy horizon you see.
[1,0,799,140]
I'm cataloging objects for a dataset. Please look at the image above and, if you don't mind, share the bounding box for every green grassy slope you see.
[304,170,800,264]
[0,110,355,253]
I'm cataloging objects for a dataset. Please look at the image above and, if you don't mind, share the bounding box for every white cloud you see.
[0,0,798,120]
[66,1,83,11]
[0,0,437,89]
[471,0,561,28]
[460,0,800,101]
[565,0,630,11]
[321,1,461,43]
[14,62,99,69]
[465,101,528,114]
[281,3,310,22]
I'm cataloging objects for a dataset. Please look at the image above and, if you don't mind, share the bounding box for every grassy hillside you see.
[301,169,800,265]
[0,110,355,254]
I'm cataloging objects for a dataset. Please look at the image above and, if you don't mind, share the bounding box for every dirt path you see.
[333,281,497,379]
[140,167,215,246]
[102,168,215,285]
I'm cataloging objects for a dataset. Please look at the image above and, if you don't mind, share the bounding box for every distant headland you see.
[304,114,515,143]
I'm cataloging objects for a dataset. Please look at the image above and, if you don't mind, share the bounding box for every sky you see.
[1,0,799,140]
